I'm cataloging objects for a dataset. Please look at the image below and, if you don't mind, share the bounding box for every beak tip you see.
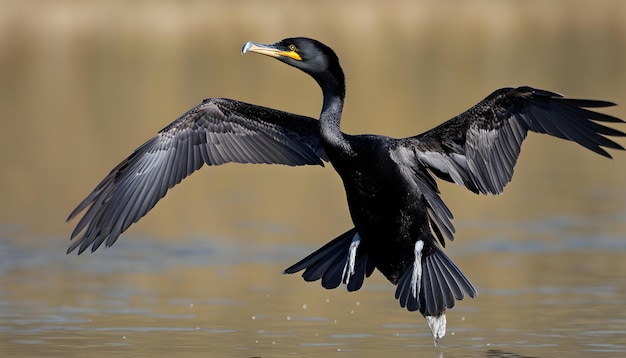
[241,41,254,55]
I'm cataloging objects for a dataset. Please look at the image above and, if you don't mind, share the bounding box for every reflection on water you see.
[2,0,626,357]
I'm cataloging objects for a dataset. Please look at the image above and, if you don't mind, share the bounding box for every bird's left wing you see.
[402,86,624,196]
[67,98,327,254]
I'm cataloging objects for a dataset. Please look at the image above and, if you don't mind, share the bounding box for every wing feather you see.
[403,86,624,196]
[67,98,327,254]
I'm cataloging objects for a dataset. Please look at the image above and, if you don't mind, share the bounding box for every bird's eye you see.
[288,44,297,52]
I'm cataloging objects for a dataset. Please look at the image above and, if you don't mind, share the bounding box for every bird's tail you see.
[394,240,476,343]
[284,230,476,345]
[283,228,375,292]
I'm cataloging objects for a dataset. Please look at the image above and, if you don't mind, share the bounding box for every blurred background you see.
[1,0,626,357]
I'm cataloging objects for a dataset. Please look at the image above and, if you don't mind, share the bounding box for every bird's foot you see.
[425,313,446,346]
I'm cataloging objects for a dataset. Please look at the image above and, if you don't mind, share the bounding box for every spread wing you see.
[389,86,624,246]
[405,86,624,196]
[67,98,327,254]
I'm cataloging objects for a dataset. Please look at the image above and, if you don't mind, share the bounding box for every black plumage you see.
[67,98,326,254]
[67,37,624,343]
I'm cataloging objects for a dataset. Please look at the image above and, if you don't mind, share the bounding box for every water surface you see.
[2,217,626,357]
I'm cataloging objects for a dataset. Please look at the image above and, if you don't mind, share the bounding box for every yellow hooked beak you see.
[241,41,302,61]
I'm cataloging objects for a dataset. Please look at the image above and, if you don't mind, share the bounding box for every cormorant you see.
[66,37,624,343]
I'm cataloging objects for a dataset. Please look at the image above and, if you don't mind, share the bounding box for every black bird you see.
[67,37,624,343]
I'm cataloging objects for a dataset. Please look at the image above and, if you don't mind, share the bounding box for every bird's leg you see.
[341,233,361,285]
[411,240,446,345]
[411,240,424,299]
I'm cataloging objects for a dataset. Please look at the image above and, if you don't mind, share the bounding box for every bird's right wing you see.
[402,86,624,196]
[67,98,327,254]
[390,87,624,246]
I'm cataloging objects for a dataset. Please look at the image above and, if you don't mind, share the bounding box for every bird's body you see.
[325,133,430,281]
[67,37,624,344]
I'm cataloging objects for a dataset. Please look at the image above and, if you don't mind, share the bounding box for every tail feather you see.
[431,253,463,299]
[303,249,345,283]
[285,229,355,277]
[395,243,476,317]
[347,252,375,291]
[321,254,347,289]
[286,230,475,345]
[284,228,374,291]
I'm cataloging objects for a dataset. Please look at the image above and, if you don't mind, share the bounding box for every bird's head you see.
[242,37,344,96]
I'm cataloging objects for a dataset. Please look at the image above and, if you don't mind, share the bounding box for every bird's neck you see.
[317,75,351,155]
